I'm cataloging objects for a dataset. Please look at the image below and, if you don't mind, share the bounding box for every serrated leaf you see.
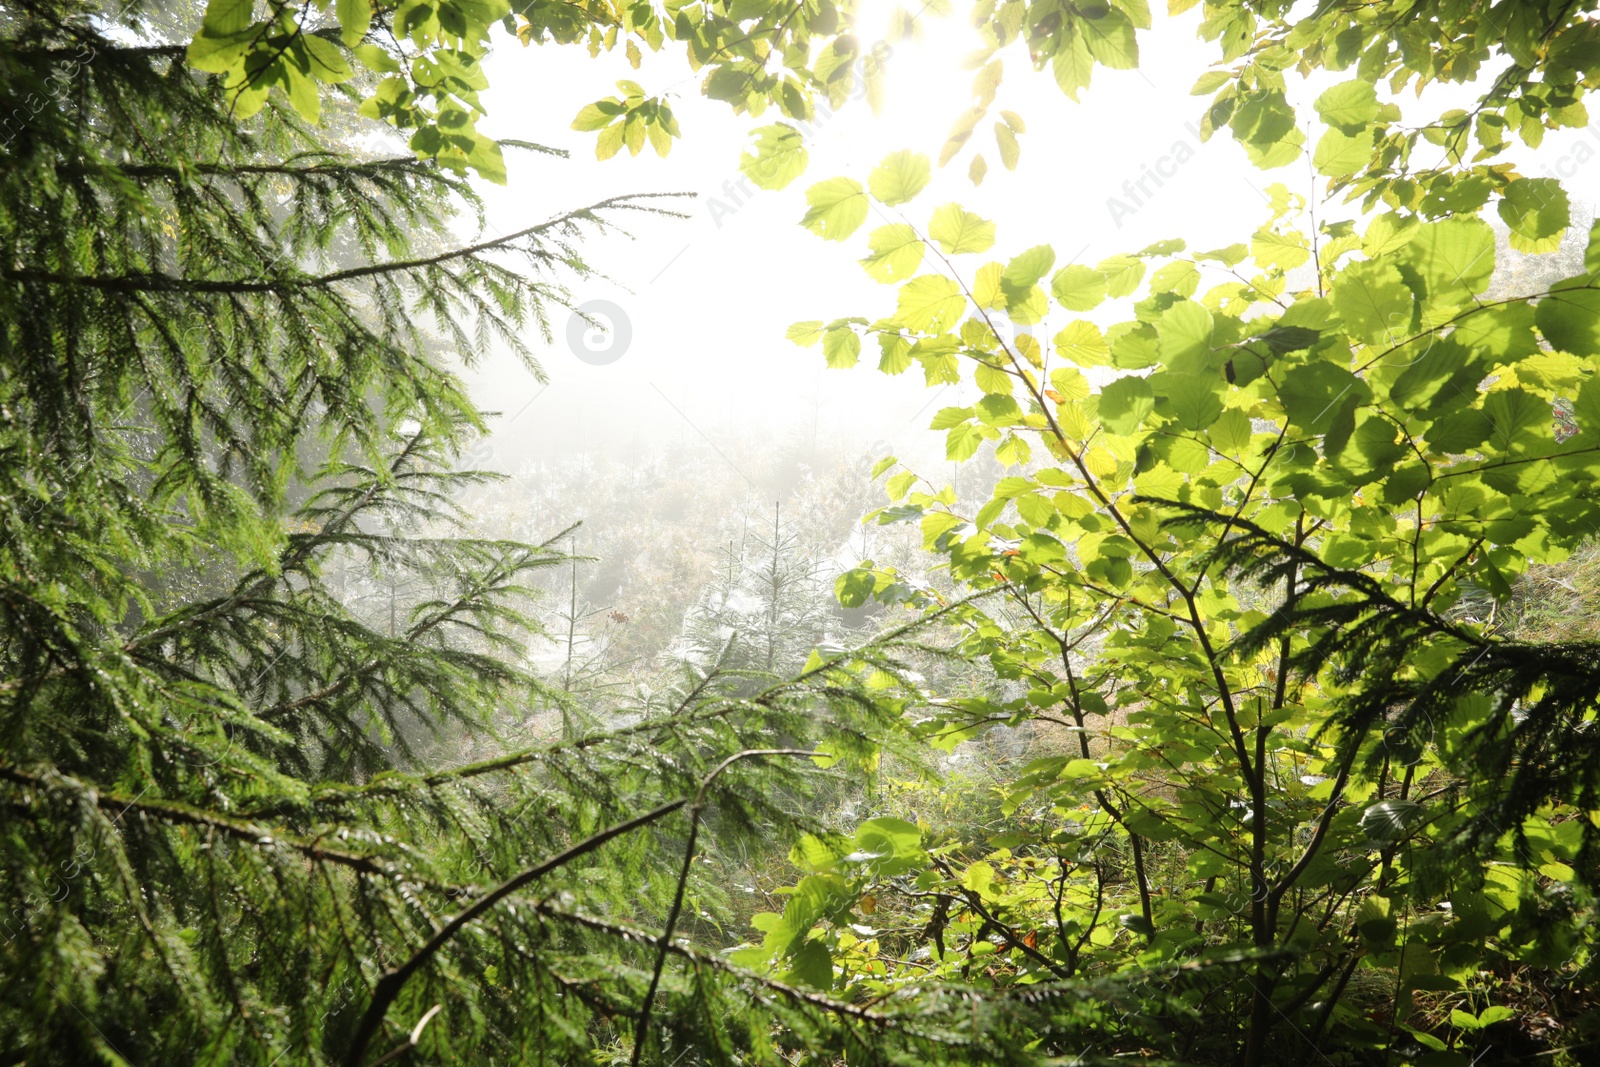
[896,275,967,332]
[1406,217,1495,304]
[1055,320,1110,366]
[787,320,825,346]
[1052,34,1095,100]
[1001,245,1055,298]
[741,124,808,190]
[823,328,860,368]
[1314,79,1379,131]
[1312,127,1372,177]
[304,36,353,83]
[200,0,255,36]
[835,568,877,607]
[1052,265,1107,311]
[576,99,624,134]
[1208,407,1253,452]
[801,177,869,241]
[1083,7,1139,68]
[1152,371,1223,430]
[337,0,372,45]
[1251,325,1320,353]
[929,203,995,254]
[1156,300,1213,371]
[1278,360,1371,433]
[1332,259,1414,345]
[860,224,926,283]
[1499,177,1570,254]
[1098,376,1154,434]
[1538,279,1600,356]
[869,150,931,205]
[1097,255,1145,297]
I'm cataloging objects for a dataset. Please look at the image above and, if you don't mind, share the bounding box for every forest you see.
[5,0,1600,1063]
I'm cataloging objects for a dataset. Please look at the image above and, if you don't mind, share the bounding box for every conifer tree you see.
[0,3,1016,1064]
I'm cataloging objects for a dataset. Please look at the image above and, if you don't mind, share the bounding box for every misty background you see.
[402,1,1600,687]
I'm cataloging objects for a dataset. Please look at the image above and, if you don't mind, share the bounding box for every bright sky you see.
[460,4,1600,477]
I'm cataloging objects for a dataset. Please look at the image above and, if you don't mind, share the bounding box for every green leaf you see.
[835,568,876,607]
[1363,213,1419,256]
[1055,320,1110,365]
[186,27,258,72]
[1083,7,1139,69]
[946,421,986,460]
[860,224,926,283]
[787,321,824,346]
[1356,894,1396,946]
[823,328,860,368]
[1208,407,1253,453]
[595,122,625,160]
[1312,127,1372,177]
[1151,371,1223,430]
[1278,361,1370,433]
[1331,260,1414,345]
[352,43,399,73]
[741,124,809,191]
[896,275,967,332]
[1406,217,1495,305]
[850,817,924,875]
[1389,339,1480,415]
[1051,265,1107,311]
[1251,325,1320,353]
[1478,1005,1515,1027]
[1155,300,1213,372]
[869,150,931,205]
[961,860,997,899]
[1361,799,1426,844]
[976,394,1021,426]
[1097,255,1146,298]
[1251,228,1309,272]
[1052,33,1095,100]
[801,178,869,241]
[1098,376,1154,434]
[1342,411,1405,474]
[878,334,913,374]
[1536,278,1600,355]
[200,0,255,36]
[1314,79,1379,131]
[304,36,353,83]
[282,62,321,122]
[784,940,834,990]
[1498,178,1570,254]
[1001,245,1056,299]
[1426,408,1493,452]
[464,133,506,184]
[338,0,373,45]
[995,121,1021,169]
[928,204,995,254]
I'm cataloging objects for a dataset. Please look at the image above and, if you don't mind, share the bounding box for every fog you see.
[442,2,1598,495]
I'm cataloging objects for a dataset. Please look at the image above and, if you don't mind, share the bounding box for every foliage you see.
[0,2,1010,1065]
[173,0,884,181]
[10,0,1600,1064]
[772,1,1600,1064]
